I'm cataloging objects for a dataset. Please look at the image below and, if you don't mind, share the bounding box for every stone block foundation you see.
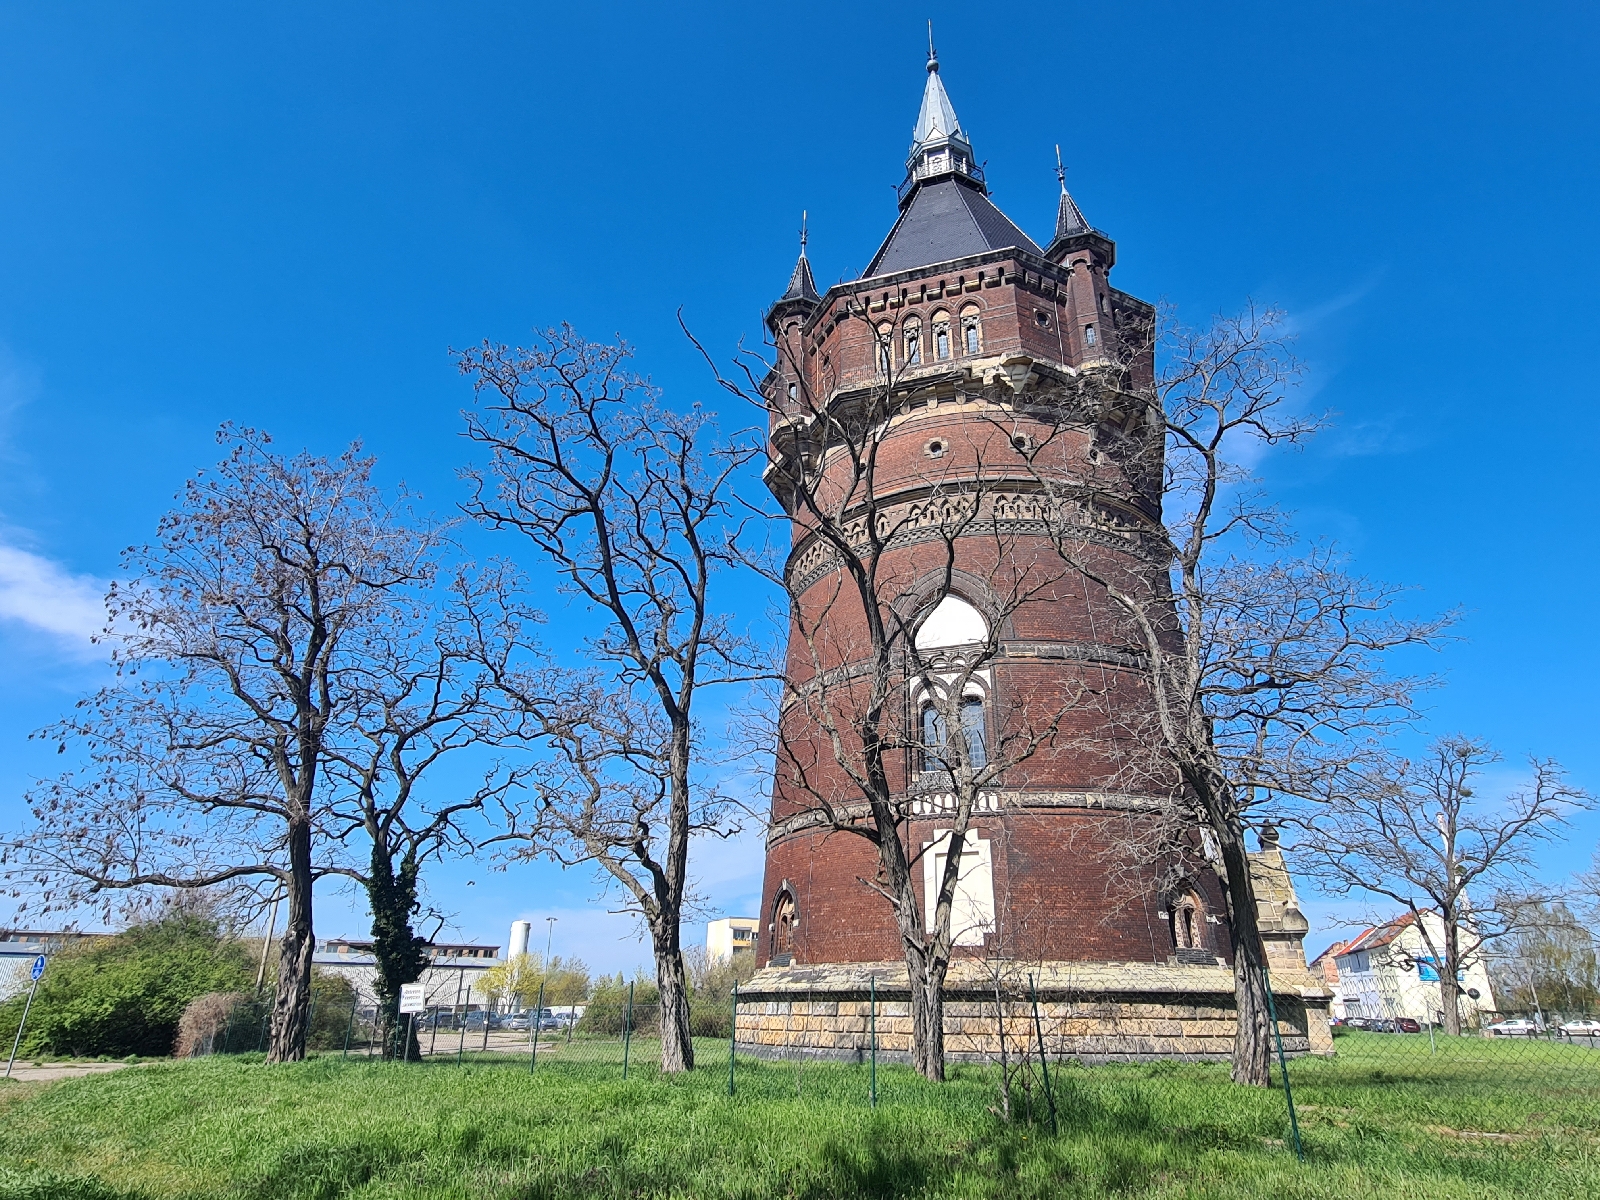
[734,959,1333,1064]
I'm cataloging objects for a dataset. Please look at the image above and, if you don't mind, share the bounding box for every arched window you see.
[904,318,922,366]
[919,696,988,772]
[1171,890,1206,951]
[772,891,797,958]
[932,311,951,360]
[915,595,988,650]
[961,307,982,355]
[875,323,892,375]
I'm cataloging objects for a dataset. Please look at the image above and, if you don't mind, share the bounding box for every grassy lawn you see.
[0,1036,1595,1199]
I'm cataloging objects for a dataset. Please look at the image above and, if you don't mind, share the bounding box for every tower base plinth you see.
[734,960,1333,1064]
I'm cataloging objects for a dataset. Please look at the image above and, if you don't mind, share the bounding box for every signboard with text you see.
[398,983,427,1014]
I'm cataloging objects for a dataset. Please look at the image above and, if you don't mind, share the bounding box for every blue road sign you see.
[30,955,45,981]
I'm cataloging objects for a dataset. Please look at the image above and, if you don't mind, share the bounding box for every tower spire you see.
[1052,143,1091,241]
[768,209,819,328]
[900,36,983,208]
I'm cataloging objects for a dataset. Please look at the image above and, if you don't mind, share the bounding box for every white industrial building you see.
[314,936,503,1012]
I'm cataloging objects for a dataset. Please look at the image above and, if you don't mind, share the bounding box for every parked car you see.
[1346,1017,1371,1030]
[463,1010,499,1031]
[1394,1017,1421,1034]
[1485,1018,1540,1037]
[537,1010,564,1032]
[503,1012,531,1031]
[1559,1018,1600,1037]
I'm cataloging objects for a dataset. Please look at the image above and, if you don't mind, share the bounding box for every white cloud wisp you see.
[0,542,107,649]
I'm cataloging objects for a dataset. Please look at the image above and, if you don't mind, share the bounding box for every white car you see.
[1559,1019,1600,1037]
[1485,1018,1540,1037]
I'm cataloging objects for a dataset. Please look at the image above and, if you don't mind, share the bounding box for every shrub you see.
[0,914,253,1058]
[173,991,249,1057]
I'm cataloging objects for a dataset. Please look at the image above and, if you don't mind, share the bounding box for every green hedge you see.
[0,914,253,1058]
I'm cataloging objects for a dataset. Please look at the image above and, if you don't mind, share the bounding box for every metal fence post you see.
[1029,974,1058,1136]
[529,981,546,1074]
[869,974,877,1109]
[343,995,357,1058]
[622,981,635,1080]
[1262,967,1305,1162]
[728,982,738,1097]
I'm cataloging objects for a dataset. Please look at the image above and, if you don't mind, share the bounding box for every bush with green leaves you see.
[0,913,253,1058]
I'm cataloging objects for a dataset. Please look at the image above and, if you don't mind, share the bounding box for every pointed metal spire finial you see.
[1051,144,1091,242]
[927,20,938,71]
[799,210,808,255]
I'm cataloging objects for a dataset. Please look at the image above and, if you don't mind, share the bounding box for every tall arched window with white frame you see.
[875,323,892,375]
[904,317,922,366]
[912,594,992,778]
[932,310,951,360]
[960,306,982,355]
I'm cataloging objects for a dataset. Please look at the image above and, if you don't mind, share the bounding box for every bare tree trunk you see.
[907,953,948,1082]
[655,937,694,1073]
[267,819,315,1063]
[1441,907,1463,1037]
[1207,808,1272,1086]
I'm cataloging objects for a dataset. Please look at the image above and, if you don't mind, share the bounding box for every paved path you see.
[3,1062,131,1083]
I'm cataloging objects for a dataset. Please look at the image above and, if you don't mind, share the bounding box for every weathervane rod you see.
[1055,143,1066,189]
[800,209,808,253]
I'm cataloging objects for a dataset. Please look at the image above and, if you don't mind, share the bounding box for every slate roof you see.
[1054,186,1091,240]
[864,177,1042,278]
[780,252,820,303]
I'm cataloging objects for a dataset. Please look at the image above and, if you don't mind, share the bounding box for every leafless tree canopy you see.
[457,326,758,1073]
[1291,736,1593,1034]
[2,428,449,1062]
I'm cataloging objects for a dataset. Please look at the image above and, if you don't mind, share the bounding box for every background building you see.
[706,918,759,963]
[1333,912,1497,1028]
[314,935,503,1013]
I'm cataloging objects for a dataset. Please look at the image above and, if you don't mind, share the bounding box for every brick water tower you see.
[738,46,1329,1061]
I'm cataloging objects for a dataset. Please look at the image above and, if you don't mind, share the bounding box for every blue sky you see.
[1,2,1596,970]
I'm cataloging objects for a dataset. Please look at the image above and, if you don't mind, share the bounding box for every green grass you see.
[0,1035,1594,1199]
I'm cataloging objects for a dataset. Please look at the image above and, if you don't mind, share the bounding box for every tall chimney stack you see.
[509,920,531,959]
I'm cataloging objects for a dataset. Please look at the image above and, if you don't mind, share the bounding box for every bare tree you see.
[456,327,756,1073]
[327,564,527,1058]
[1291,736,1592,1035]
[700,312,1087,1082]
[1025,305,1450,1083]
[3,429,437,1061]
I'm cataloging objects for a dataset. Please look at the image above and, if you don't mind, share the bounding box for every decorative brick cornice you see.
[765,788,1170,845]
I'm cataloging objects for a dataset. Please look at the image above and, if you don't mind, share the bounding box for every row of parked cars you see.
[417,1008,572,1032]
[1333,1015,1600,1037]
[1335,1016,1423,1033]
[1484,1017,1600,1038]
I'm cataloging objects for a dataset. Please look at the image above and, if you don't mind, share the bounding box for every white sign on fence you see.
[398,983,427,1014]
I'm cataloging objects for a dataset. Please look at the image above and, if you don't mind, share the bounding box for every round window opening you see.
[925,439,947,458]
